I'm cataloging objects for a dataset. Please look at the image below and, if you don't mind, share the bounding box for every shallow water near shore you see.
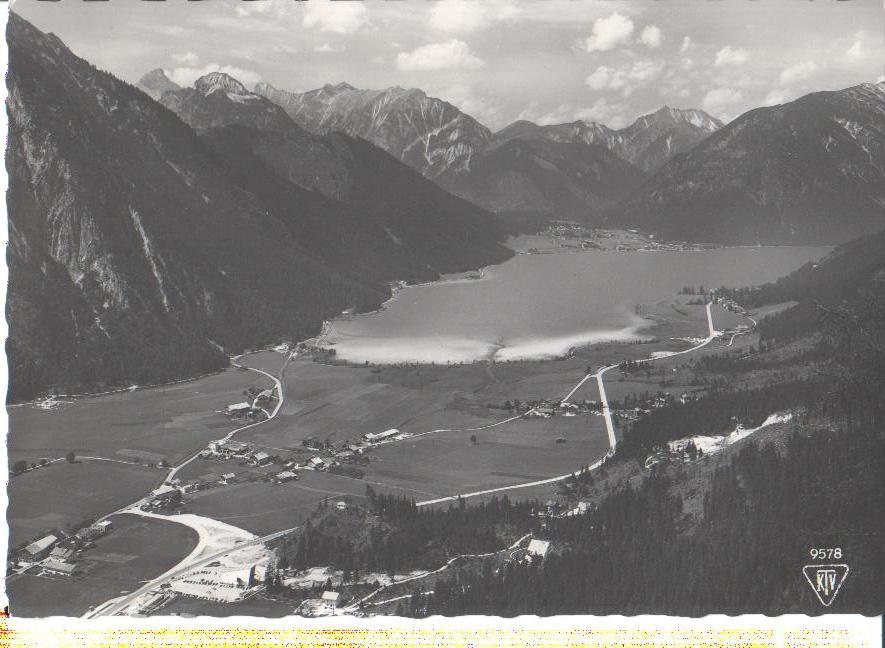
[321,245,830,364]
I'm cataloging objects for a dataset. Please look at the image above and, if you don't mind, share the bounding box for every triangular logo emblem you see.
[803,564,849,607]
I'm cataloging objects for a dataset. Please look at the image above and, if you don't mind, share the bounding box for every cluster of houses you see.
[714,296,749,317]
[14,520,113,577]
[521,400,600,419]
[296,590,342,617]
[224,387,275,422]
[140,488,184,513]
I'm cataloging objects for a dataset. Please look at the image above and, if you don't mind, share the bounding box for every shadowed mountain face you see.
[496,107,722,173]
[440,137,647,223]
[255,82,493,181]
[5,13,510,401]
[253,83,717,223]
[608,82,885,245]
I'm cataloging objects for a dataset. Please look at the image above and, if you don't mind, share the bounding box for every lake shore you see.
[313,235,828,367]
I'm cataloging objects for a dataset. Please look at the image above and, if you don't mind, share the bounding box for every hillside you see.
[609,83,885,245]
[5,14,510,401]
[496,107,722,173]
[254,82,492,181]
[442,137,646,222]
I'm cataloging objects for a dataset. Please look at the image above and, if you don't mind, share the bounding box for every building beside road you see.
[75,520,112,542]
[273,471,298,484]
[527,539,551,561]
[169,564,258,603]
[362,428,399,443]
[20,534,58,562]
[49,546,76,562]
[42,558,78,577]
[225,402,252,416]
[249,451,272,466]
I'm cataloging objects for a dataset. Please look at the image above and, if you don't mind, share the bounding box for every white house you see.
[527,539,550,559]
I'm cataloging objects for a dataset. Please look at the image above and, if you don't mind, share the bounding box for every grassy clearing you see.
[7,368,271,466]
[7,461,163,547]
[6,513,197,617]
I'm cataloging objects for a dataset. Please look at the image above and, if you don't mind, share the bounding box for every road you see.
[82,351,294,616]
[85,524,297,618]
[417,302,723,506]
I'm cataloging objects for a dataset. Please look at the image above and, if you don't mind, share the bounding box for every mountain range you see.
[6,13,510,401]
[243,72,884,244]
[8,11,885,400]
[246,77,723,222]
[609,82,885,244]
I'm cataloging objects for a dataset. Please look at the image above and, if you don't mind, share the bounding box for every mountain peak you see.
[195,72,249,96]
[642,105,722,131]
[321,81,357,94]
[136,68,182,101]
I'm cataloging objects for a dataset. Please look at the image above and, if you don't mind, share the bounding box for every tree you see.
[65,451,76,463]
[470,434,477,444]
[12,460,27,474]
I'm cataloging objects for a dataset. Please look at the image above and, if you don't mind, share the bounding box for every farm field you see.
[235,352,498,452]
[364,414,610,499]
[7,368,271,467]
[181,471,408,535]
[7,460,164,548]
[6,513,197,617]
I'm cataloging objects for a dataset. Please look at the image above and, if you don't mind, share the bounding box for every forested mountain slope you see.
[5,14,510,401]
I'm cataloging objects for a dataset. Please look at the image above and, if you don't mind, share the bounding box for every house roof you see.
[252,451,270,460]
[24,535,58,555]
[227,402,251,411]
[42,558,76,574]
[527,539,551,557]
[222,473,237,480]
[321,591,340,602]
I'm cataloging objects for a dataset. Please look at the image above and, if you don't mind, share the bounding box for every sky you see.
[11,0,885,130]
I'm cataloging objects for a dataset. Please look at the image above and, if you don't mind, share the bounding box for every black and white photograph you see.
[2,0,884,634]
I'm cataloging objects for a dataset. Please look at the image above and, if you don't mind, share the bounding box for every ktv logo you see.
[802,564,849,607]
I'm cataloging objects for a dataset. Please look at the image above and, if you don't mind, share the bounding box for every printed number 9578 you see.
[810,548,842,560]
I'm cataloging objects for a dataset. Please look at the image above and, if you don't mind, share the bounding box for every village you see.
[9,519,115,578]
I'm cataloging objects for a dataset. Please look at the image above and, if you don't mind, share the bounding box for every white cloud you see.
[843,31,869,62]
[172,51,200,66]
[396,40,485,71]
[680,36,692,54]
[235,0,275,18]
[640,25,662,49]
[154,25,195,38]
[314,43,344,53]
[582,12,634,52]
[574,98,632,129]
[585,59,665,96]
[702,87,743,118]
[779,61,818,85]
[428,82,503,126]
[681,57,694,71]
[302,2,369,34]
[763,89,788,106]
[167,64,261,89]
[429,0,521,33]
[714,45,749,67]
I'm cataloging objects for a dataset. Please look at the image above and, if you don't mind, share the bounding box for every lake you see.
[319,245,830,364]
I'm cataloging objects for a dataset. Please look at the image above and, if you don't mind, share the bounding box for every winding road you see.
[85,351,294,617]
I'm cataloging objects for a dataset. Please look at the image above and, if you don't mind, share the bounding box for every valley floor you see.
[6,286,759,617]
